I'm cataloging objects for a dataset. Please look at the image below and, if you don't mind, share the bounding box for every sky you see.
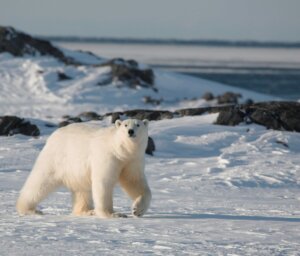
[1,0,300,42]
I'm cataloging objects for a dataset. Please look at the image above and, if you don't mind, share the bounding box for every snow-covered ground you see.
[1,48,300,255]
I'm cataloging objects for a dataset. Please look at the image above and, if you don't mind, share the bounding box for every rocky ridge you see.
[0,26,155,90]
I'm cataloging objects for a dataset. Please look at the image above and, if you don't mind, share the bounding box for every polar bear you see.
[16,119,152,218]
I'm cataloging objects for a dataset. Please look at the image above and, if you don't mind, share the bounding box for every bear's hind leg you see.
[16,173,60,215]
[71,191,94,216]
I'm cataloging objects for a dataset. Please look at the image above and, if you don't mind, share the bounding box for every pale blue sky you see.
[1,0,300,41]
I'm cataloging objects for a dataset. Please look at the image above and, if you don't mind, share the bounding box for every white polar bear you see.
[16,119,152,218]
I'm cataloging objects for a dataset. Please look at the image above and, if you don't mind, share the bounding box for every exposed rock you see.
[110,112,122,123]
[215,101,300,132]
[249,108,282,130]
[123,109,173,121]
[97,58,156,91]
[244,98,254,105]
[247,101,300,131]
[142,96,163,105]
[217,92,242,104]
[175,107,210,117]
[77,112,102,122]
[185,91,246,105]
[60,101,300,132]
[202,92,214,101]
[58,121,70,127]
[178,101,300,132]
[0,26,77,64]
[215,107,246,126]
[146,137,156,156]
[58,117,82,127]
[60,112,101,125]
[57,71,72,81]
[275,139,289,148]
[0,116,40,136]
[175,105,235,117]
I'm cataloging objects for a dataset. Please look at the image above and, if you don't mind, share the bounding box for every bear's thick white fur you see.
[16,119,151,218]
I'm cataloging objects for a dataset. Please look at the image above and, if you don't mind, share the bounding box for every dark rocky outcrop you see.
[97,58,156,91]
[104,110,174,122]
[142,96,163,105]
[215,101,300,132]
[200,91,253,105]
[175,107,210,116]
[146,137,156,156]
[217,92,242,104]
[58,117,83,128]
[0,26,156,91]
[123,109,173,121]
[60,101,300,133]
[62,109,173,126]
[77,111,102,122]
[175,105,236,117]
[247,101,300,131]
[57,71,72,81]
[215,107,245,126]
[201,92,214,101]
[0,26,77,64]
[0,116,40,136]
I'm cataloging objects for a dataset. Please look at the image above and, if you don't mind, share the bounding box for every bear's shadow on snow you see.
[147,213,300,223]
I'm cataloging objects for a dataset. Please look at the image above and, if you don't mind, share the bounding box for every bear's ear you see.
[115,119,122,128]
[143,119,149,127]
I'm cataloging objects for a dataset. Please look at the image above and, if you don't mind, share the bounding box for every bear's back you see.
[58,123,101,135]
[44,123,115,154]
[53,123,114,138]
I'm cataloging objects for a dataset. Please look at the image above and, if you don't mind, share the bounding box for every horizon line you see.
[40,35,300,49]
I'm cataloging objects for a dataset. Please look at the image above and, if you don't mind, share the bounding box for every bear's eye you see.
[125,124,128,127]
[136,124,140,127]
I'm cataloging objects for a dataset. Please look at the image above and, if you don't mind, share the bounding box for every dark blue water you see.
[178,67,300,100]
[190,70,300,100]
[150,63,300,100]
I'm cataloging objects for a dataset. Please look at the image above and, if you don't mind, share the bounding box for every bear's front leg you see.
[119,164,152,217]
[91,163,127,218]
[92,180,127,218]
[132,187,152,217]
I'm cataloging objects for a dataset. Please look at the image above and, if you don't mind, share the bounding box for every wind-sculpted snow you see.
[150,116,300,188]
[0,44,300,255]
[1,115,300,255]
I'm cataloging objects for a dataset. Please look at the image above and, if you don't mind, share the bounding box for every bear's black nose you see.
[128,129,134,136]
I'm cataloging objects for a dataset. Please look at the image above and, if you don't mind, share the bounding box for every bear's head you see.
[115,119,149,139]
[114,119,149,158]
